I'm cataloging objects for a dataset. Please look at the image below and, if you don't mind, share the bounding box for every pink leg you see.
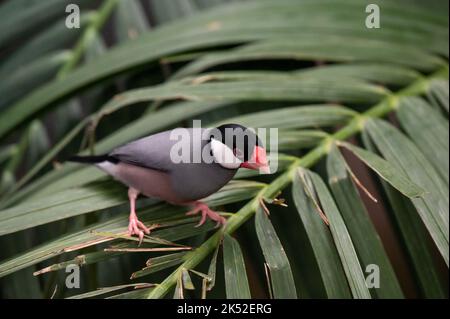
[185,201,226,227]
[127,187,150,245]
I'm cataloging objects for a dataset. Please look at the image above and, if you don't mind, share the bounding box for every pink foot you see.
[128,215,150,245]
[127,187,150,245]
[185,202,226,227]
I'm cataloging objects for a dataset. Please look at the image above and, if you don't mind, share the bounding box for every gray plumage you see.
[97,128,237,204]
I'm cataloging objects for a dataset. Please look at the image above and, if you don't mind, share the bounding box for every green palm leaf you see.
[223,234,251,298]
[0,0,447,299]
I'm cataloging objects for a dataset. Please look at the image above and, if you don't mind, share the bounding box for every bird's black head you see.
[207,123,269,173]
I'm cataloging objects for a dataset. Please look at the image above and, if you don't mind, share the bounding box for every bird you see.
[69,123,270,243]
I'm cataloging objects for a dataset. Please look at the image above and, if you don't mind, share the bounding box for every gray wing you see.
[107,127,237,202]
[109,130,177,172]
[109,128,208,172]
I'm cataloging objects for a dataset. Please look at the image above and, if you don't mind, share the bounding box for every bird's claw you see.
[128,216,150,245]
[186,202,227,228]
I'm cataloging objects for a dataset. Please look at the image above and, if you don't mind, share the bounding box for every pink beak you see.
[240,146,270,174]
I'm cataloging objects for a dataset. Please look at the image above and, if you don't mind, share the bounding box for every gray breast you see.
[170,160,237,202]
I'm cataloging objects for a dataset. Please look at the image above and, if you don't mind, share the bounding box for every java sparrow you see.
[70,124,270,242]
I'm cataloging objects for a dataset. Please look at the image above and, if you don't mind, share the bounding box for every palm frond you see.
[0,0,448,299]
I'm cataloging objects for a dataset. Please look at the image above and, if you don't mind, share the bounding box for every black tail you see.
[68,154,119,164]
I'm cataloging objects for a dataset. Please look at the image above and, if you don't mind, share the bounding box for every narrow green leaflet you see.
[294,63,420,86]
[107,287,154,299]
[182,268,195,290]
[223,234,251,299]
[326,145,403,298]
[212,104,357,130]
[292,168,352,298]
[397,97,449,183]
[0,181,127,236]
[67,283,154,299]
[176,65,419,87]
[131,252,188,279]
[275,130,328,151]
[207,244,220,290]
[174,36,443,78]
[339,141,424,198]
[306,170,371,299]
[362,130,446,297]
[173,275,183,299]
[95,79,385,118]
[254,206,297,299]
[366,118,449,266]
[201,180,266,207]
[427,79,449,112]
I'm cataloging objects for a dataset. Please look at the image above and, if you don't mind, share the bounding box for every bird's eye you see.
[210,149,214,157]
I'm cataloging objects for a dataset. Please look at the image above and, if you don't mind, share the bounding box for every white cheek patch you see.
[211,138,242,169]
